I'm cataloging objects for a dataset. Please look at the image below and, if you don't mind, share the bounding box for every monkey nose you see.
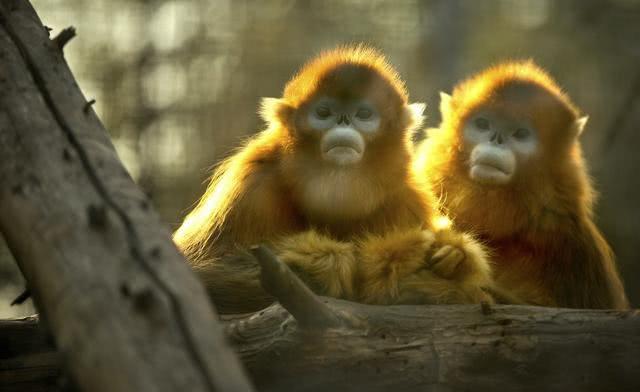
[490,132,504,145]
[337,114,351,125]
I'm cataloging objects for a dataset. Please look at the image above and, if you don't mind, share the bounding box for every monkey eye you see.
[474,117,490,130]
[355,107,373,120]
[513,128,530,139]
[315,106,332,119]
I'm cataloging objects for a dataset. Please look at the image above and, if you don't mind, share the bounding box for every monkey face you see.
[462,109,538,186]
[265,48,418,221]
[305,96,381,166]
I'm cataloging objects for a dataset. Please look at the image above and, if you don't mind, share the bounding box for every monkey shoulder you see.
[221,149,306,245]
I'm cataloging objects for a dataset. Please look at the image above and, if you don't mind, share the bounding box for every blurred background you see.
[1,0,639,317]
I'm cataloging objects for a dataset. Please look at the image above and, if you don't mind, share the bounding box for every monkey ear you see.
[259,98,294,125]
[406,103,427,132]
[572,116,589,137]
[439,92,453,118]
[408,102,426,120]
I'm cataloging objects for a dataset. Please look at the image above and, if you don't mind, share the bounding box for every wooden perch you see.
[2,295,640,391]
[251,245,342,329]
[0,1,253,391]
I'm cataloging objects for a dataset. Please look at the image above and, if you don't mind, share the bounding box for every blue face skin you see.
[463,110,538,185]
[306,97,381,166]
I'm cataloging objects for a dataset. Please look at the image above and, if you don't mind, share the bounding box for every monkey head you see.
[260,46,425,221]
[262,45,423,167]
[437,61,587,188]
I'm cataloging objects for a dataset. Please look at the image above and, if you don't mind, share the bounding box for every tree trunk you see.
[0,1,253,391]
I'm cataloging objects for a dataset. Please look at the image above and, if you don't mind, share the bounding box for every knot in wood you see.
[87,204,108,229]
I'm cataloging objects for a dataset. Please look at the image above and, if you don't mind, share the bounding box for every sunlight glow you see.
[432,215,453,231]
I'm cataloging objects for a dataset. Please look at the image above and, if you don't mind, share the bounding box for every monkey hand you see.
[426,230,490,283]
[273,230,358,300]
[357,228,494,305]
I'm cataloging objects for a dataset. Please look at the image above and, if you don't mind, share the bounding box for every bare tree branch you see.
[251,245,342,329]
[50,26,75,51]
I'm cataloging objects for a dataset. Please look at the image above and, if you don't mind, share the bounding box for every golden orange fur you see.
[174,46,493,313]
[416,60,628,309]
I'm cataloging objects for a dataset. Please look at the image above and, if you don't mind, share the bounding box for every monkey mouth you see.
[470,158,514,185]
[321,131,365,166]
[323,145,363,165]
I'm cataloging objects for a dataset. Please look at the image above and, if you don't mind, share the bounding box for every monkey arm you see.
[191,252,275,314]
[491,219,630,309]
[429,228,493,287]
[273,231,358,300]
[548,220,629,310]
[190,230,358,314]
[356,227,494,305]
[192,231,359,314]
[194,225,496,313]
[176,142,309,313]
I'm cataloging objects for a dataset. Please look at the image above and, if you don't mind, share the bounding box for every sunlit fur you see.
[358,227,491,305]
[416,60,628,309]
[174,45,493,312]
[174,45,431,259]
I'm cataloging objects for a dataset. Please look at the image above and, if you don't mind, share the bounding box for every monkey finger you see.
[428,245,454,266]
[431,249,465,278]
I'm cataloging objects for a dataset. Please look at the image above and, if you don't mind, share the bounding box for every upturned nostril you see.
[337,114,350,125]
[490,132,504,144]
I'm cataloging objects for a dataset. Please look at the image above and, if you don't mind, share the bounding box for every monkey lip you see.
[321,127,366,166]
[323,145,363,165]
[473,162,509,175]
[470,163,513,185]
[469,154,514,185]
[472,153,513,175]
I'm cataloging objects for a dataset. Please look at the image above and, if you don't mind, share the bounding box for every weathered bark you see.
[229,305,640,392]
[0,1,253,391]
[2,303,639,391]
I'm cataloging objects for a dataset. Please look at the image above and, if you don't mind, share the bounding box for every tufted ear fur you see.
[259,98,295,126]
[572,116,589,138]
[439,92,453,120]
[406,102,426,130]
[401,103,427,144]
